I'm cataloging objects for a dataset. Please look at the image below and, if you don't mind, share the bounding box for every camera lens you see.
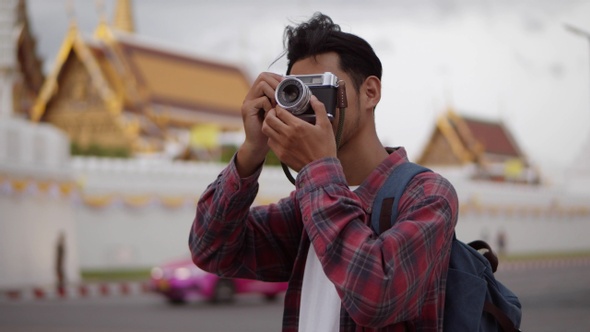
[275,77,311,115]
[282,84,300,103]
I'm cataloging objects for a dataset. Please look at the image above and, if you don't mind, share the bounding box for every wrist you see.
[236,143,268,178]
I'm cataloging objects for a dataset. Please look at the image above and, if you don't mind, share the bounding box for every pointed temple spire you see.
[112,0,135,33]
[94,0,111,39]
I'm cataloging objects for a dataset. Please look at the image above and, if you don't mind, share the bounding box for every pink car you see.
[150,258,288,304]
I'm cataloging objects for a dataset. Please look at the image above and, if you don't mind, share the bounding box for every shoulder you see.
[393,169,459,235]
[405,170,459,208]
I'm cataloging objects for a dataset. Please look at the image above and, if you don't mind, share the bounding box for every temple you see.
[417,110,541,184]
[30,0,250,158]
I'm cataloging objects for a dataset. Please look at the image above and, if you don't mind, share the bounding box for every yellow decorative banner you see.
[123,195,153,208]
[12,179,29,193]
[3,175,588,216]
[0,176,78,198]
[190,124,220,149]
[160,196,188,209]
[82,194,115,208]
[504,159,524,178]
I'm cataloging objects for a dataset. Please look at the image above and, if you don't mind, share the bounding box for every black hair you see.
[283,12,382,92]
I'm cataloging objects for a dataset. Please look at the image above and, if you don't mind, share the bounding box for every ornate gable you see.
[418,110,540,184]
[38,48,133,153]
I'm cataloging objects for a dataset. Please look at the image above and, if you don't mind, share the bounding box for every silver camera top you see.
[287,72,339,87]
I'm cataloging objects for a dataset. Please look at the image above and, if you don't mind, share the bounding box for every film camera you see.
[275,72,339,123]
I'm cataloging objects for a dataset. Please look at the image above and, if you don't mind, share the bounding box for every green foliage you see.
[71,142,131,158]
[81,269,150,282]
[220,145,281,166]
[264,150,281,166]
[220,145,238,163]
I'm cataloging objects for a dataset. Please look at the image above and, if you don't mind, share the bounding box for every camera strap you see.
[282,82,348,185]
[334,81,348,148]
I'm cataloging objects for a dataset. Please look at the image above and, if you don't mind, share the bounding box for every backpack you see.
[371,162,522,331]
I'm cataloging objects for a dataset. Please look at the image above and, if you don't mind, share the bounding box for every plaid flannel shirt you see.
[190,147,458,331]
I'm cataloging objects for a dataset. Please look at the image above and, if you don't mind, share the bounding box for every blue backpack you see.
[371,162,522,331]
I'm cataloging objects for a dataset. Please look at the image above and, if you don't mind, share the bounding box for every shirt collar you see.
[353,147,409,215]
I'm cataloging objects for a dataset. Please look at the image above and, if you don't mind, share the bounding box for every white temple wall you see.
[2,119,589,288]
[69,156,293,270]
[0,119,80,289]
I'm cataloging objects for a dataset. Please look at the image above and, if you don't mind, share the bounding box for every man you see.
[189,12,458,331]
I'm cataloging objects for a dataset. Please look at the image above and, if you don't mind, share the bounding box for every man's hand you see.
[262,95,337,172]
[236,72,283,177]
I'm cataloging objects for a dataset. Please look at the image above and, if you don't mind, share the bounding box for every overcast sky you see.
[25,0,590,176]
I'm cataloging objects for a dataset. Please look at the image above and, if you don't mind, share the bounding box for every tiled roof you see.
[417,110,527,166]
[116,37,250,123]
[460,117,521,157]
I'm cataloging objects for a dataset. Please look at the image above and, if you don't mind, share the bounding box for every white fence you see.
[1,119,590,289]
[68,157,590,269]
[440,167,590,254]
[69,156,294,270]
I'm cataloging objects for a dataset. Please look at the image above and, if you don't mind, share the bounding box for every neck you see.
[337,128,389,186]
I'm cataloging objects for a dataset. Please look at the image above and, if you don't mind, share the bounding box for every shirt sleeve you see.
[296,157,458,328]
[189,155,303,282]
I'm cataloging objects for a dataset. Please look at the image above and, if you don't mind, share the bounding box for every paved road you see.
[0,293,285,332]
[1,261,589,332]
[496,262,590,332]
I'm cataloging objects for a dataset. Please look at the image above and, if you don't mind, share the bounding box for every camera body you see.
[275,72,339,123]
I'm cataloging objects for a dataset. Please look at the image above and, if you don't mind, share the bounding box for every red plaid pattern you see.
[190,148,458,331]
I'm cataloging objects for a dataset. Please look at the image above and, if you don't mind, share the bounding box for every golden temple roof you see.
[418,109,525,166]
[109,34,250,128]
[32,19,250,130]
[30,1,251,155]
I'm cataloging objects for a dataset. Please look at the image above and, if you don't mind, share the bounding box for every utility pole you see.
[564,23,590,111]
[564,23,590,179]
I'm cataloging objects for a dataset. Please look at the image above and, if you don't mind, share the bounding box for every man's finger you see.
[309,95,330,127]
[261,109,283,140]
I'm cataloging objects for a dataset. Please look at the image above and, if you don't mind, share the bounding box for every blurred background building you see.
[1,0,589,290]
[0,0,43,119]
[29,0,249,160]
[1,0,79,289]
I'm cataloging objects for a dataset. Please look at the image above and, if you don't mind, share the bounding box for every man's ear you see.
[362,76,381,111]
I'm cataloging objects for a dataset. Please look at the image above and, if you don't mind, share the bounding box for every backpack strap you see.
[468,240,499,273]
[483,302,522,332]
[371,162,431,234]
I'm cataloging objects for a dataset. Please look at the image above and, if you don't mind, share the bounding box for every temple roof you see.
[460,116,521,158]
[31,23,249,130]
[113,34,249,126]
[31,23,121,121]
[417,110,526,166]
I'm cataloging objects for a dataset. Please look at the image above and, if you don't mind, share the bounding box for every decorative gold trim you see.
[31,23,78,122]
[447,110,485,159]
[437,115,473,164]
[31,23,123,121]
[113,0,135,33]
